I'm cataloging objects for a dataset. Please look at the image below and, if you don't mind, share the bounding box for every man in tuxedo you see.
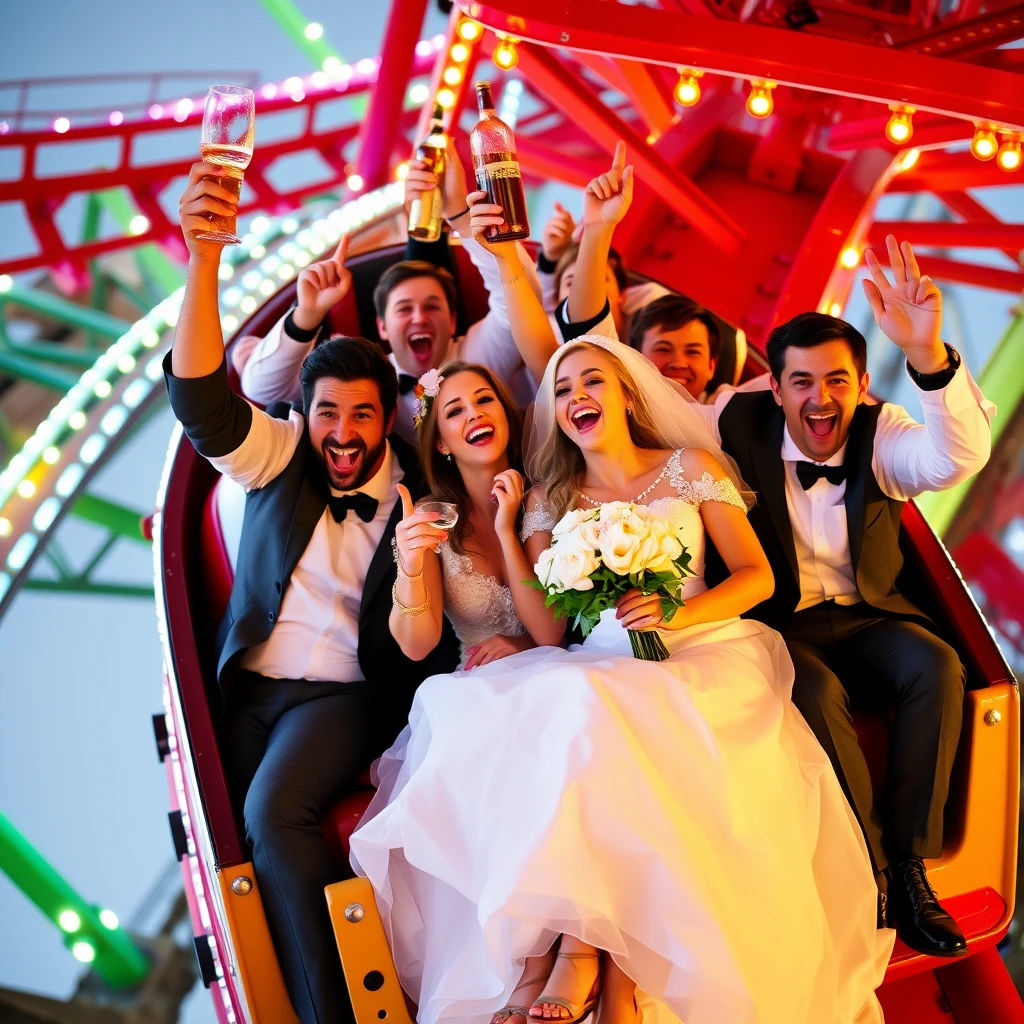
[167,162,457,1024]
[705,236,994,956]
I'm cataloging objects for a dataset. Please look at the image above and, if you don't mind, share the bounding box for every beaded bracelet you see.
[392,579,431,616]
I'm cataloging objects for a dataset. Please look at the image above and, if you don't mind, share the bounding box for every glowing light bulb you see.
[450,42,469,63]
[94,380,112,398]
[673,70,702,107]
[970,126,998,161]
[53,117,70,133]
[885,108,914,145]
[108,110,124,126]
[0,275,12,293]
[261,83,278,100]
[58,909,81,932]
[69,411,87,430]
[829,302,843,317]
[71,940,96,964]
[148,104,164,120]
[42,447,60,465]
[997,137,1022,171]
[458,19,482,41]
[0,518,10,538]
[347,173,364,192]
[409,83,430,104]
[17,479,36,499]
[99,909,119,930]
[396,162,409,180]
[304,21,323,40]
[323,56,343,76]
[493,39,519,70]
[896,148,920,173]
[746,81,775,119]
[443,65,463,86]
[436,88,456,109]
[840,247,860,269]
[129,215,150,236]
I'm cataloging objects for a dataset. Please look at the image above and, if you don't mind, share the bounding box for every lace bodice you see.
[520,450,746,599]
[439,542,526,668]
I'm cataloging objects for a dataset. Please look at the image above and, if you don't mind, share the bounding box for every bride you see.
[349,328,893,1024]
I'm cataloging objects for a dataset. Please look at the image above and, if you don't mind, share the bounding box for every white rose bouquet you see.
[529,501,693,661]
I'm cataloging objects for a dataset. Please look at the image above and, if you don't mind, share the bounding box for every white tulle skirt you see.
[349,613,894,1024]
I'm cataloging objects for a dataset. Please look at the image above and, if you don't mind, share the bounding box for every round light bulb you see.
[58,909,81,932]
[436,88,456,109]
[346,173,364,192]
[99,908,119,930]
[53,117,70,134]
[997,138,1022,171]
[746,83,774,119]
[443,65,463,86]
[304,21,323,40]
[71,940,96,964]
[457,19,482,41]
[885,109,914,145]
[971,127,998,161]
[493,40,519,70]
[129,215,150,236]
[450,42,469,63]
[839,247,860,269]
[674,73,701,107]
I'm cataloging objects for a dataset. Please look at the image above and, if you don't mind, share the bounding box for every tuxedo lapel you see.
[750,406,800,585]
[281,444,329,583]
[844,406,869,575]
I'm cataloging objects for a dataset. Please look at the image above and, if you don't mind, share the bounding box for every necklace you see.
[578,460,671,508]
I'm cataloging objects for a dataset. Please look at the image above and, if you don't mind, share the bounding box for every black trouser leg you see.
[223,677,377,1024]
[788,639,888,874]
[837,619,965,859]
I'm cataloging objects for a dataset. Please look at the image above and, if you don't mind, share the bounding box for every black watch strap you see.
[284,308,323,343]
[906,343,960,391]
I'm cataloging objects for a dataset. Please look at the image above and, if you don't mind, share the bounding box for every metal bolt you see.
[560,31,570,42]
[231,875,253,896]
[345,902,365,923]
[984,709,1002,726]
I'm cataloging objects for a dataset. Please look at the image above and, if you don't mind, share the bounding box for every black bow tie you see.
[398,373,419,395]
[795,461,847,491]
[328,492,379,523]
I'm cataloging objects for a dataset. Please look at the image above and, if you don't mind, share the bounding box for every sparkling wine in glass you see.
[420,501,459,530]
[195,85,255,244]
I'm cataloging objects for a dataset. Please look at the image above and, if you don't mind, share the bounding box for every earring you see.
[627,406,633,417]
[440,447,452,462]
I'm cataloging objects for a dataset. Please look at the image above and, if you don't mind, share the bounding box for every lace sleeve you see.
[669,454,747,510]
[520,501,556,541]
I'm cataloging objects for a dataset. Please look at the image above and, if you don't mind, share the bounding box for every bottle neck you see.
[476,85,496,115]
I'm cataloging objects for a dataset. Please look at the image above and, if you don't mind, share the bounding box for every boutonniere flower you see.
[413,369,444,431]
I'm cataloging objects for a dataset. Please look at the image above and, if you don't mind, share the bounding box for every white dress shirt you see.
[205,404,402,682]
[699,362,995,610]
[239,235,536,442]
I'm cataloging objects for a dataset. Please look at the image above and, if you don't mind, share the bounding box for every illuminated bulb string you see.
[499,79,523,130]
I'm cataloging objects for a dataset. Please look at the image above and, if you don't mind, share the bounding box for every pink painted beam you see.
[515,136,607,189]
[515,41,746,254]
[355,0,429,191]
[828,114,972,152]
[888,151,1020,192]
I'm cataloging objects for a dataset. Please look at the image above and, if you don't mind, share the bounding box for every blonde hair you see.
[527,342,664,522]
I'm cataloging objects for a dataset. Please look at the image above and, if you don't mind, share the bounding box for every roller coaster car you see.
[154,240,1022,1024]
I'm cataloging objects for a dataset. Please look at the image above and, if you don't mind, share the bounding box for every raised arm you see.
[862,236,995,499]
[537,203,577,311]
[566,140,633,324]
[464,192,559,382]
[240,235,351,406]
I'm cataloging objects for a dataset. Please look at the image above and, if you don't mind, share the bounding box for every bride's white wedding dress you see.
[350,452,893,1024]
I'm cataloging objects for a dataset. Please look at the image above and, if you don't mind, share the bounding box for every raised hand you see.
[404,137,471,222]
[467,190,519,260]
[394,484,448,578]
[542,202,577,262]
[178,161,241,262]
[491,468,525,538]
[862,235,947,374]
[581,140,634,230]
[293,234,351,333]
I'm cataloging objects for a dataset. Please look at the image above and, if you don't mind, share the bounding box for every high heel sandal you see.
[529,951,602,1024]
[491,1007,533,1024]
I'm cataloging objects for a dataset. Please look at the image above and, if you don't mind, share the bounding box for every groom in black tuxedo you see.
[706,237,993,957]
[166,162,457,1024]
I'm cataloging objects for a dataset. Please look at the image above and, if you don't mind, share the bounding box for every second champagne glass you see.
[195,85,255,245]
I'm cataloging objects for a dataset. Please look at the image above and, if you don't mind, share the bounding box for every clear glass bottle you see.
[469,82,529,242]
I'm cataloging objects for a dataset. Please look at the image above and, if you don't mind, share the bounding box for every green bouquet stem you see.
[629,629,671,661]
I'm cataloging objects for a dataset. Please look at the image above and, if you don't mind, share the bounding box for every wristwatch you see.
[906,343,960,391]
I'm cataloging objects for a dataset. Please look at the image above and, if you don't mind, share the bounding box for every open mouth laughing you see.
[465,423,496,447]
[407,331,435,363]
[804,410,839,444]
[324,440,364,477]
[570,405,601,434]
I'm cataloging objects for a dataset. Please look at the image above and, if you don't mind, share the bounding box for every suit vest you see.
[706,391,926,630]
[216,409,459,692]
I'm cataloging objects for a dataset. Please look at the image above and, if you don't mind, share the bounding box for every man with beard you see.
[240,136,555,439]
[166,162,458,1024]
[702,236,994,959]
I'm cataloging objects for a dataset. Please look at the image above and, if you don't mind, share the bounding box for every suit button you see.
[268,611,276,622]
[274,581,281,593]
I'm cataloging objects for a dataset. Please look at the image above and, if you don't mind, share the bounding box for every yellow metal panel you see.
[326,877,415,1024]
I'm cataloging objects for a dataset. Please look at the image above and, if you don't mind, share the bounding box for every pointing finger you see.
[611,139,626,175]
[333,233,350,267]
[397,483,414,518]
[621,165,634,204]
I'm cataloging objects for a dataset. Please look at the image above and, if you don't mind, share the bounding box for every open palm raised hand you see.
[862,235,947,374]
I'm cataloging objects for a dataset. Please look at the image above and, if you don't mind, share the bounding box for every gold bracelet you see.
[392,537,424,581]
[501,269,526,286]
[392,579,431,616]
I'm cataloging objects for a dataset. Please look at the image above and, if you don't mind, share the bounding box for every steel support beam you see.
[915,254,1024,292]
[867,220,1024,251]
[515,136,606,188]
[468,0,1024,129]
[887,150,1017,193]
[515,42,746,254]
[356,0,429,191]
[612,59,676,136]
[894,1,1024,58]
[936,191,1023,264]
[828,114,972,152]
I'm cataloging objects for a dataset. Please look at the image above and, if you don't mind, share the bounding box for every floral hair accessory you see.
[412,369,444,431]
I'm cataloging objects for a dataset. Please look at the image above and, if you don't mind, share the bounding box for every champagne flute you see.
[419,501,459,530]
[194,85,255,244]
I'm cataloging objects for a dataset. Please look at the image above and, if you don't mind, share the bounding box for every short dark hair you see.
[373,261,458,321]
[553,243,629,297]
[629,295,721,360]
[765,312,867,380]
[299,335,398,419]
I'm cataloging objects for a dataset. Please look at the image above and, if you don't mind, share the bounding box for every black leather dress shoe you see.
[887,857,968,956]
